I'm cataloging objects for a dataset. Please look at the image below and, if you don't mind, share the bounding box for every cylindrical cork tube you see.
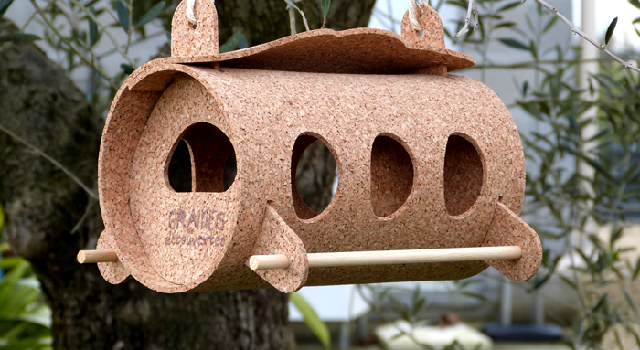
[97,60,537,293]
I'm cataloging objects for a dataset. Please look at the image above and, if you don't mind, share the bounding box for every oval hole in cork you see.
[370,135,414,217]
[167,122,237,192]
[443,134,484,216]
[291,134,338,219]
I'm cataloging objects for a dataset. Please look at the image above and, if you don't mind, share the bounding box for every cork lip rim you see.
[292,131,342,224]
[147,75,241,288]
[99,63,241,292]
[168,27,475,72]
[162,120,239,194]
[443,132,488,220]
[370,132,416,221]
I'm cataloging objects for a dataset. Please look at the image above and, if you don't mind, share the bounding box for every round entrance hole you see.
[167,122,236,192]
[443,134,484,216]
[291,134,338,219]
[370,135,414,217]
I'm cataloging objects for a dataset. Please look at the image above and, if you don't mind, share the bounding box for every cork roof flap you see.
[170,1,474,74]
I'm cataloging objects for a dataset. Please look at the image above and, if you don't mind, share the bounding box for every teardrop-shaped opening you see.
[370,135,414,217]
[166,122,236,192]
[291,134,338,219]
[443,134,484,216]
[167,140,193,192]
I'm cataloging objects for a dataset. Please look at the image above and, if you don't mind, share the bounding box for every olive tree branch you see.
[285,0,310,34]
[452,0,640,72]
[67,0,136,66]
[0,123,99,200]
[453,0,477,37]
[29,0,118,90]
[526,0,640,73]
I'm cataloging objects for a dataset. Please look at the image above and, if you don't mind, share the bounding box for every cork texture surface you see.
[482,202,542,281]
[97,229,131,284]
[251,204,309,293]
[99,61,533,292]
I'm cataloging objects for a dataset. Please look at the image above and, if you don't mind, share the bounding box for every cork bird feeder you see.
[79,0,542,293]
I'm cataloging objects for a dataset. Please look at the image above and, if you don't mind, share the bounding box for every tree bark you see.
[0,0,373,347]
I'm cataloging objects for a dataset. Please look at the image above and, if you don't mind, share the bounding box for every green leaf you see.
[321,0,331,19]
[137,1,165,28]
[120,63,135,74]
[0,34,40,43]
[460,291,490,303]
[113,0,130,31]
[497,1,521,12]
[495,22,517,29]
[89,6,100,47]
[522,80,529,96]
[498,38,530,50]
[220,29,248,53]
[0,258,27,269]
[624,287,638,314]
[0,0,14,17]
[290,292,331,348]
[0,201,4,233]
[633,257,640,280]
[605,16,618,46]
[544,16,559,34]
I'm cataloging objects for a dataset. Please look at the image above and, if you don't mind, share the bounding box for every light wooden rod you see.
[77,249,118,264]
[249,246,522,271]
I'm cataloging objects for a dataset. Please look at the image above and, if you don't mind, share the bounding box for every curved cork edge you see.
[97,229,131,284]
[481,202,542,281]
[251,204,309,293]
[166,1,473,74]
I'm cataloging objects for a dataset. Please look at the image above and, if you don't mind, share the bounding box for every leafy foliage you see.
[0,0,14,17]
[290,292,331,348]
[219,27,248,53]
[0,244,52,349]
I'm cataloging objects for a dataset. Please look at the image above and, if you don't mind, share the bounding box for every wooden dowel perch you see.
[249,246,522,271]
[78,246,522,270]
[77,249,118,264]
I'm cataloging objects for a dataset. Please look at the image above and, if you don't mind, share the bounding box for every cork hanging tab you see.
[171,0,219,57]
[400,4,446,50]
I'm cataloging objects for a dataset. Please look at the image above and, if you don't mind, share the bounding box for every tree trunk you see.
[0,0,374,347]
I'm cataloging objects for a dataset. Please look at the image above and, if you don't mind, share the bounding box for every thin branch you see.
[524,0,640,72]
[453,0,476,37]
[287,5,297,35]
[67,0,136,66]
[29,0,118,90]
[284,0,310,32]
[71,197,97,233]
[453,0,640,72]
[97,30,166,59]
[0,123,98,200]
